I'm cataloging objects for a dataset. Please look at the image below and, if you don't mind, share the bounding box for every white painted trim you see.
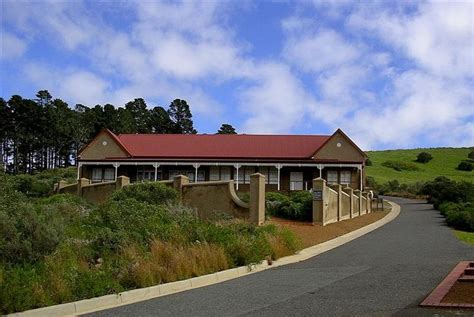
[79,161,363,169]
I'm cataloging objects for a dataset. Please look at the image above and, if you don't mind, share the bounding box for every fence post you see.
[77,178,90,197]
[173,175,189,199]
[55,180,68,193]
[116,176,130,190]
[312,178,326,225]
[342,186,354,218]
[249,173,265,226]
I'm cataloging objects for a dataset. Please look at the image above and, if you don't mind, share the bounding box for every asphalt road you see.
[86,197,474,317]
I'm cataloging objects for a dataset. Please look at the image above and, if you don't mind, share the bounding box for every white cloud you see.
[1,31,27,60]
[239,62,314,133]
[348,2,474,78]
[283,29,359,72]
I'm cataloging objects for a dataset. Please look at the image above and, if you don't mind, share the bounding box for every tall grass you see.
[0,174,301,314]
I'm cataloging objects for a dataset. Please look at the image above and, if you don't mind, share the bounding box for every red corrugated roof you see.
[116,134,330,159]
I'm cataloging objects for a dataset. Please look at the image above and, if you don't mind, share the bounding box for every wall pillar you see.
[342,186,354,218]
[312,178,326,224]
[77,178,90,197]
[249,173,265,226]
[116,176,130,190]
[173,175,189,197]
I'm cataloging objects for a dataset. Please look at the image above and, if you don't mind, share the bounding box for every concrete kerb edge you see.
[12,200,400,317]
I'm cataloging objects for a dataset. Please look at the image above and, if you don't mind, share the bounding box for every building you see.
[77,129,368,191]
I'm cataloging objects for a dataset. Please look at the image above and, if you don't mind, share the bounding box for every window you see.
[327,170,338,185]
[221,167,231,180]
[137,169,155,182]
[210,166,231,181]
[244,167,255,184]
[256,167,279,185]
[91,167,115,183]
[169,170,205,182]
[92,168,102,183]
[209,167,219,181]
[236,166,255,184]
[268,168,279,185]
[340,170,351,185]
[103,168,115,181]
[290,172,303,190]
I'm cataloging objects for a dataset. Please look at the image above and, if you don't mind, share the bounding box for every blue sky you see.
[1,1,473,150]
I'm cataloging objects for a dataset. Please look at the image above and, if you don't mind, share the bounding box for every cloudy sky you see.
[1,1,473,150]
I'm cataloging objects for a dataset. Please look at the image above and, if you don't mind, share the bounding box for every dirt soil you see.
[270,211,390,248]
[441,281,474,304]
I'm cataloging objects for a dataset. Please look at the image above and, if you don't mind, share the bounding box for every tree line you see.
[0,90,237,174]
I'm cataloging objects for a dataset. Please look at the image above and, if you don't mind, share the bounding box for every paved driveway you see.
[86,197,474,316]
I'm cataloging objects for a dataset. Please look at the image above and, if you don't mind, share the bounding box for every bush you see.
[416,152,433,163]
[446,209,474,232]
[381,160,420,171]
[265,191,311,221]
[365,158,372,166]
[457,161,473,171]
[110,182,178,205]
[468,150,474,160]
[420,176,473,207]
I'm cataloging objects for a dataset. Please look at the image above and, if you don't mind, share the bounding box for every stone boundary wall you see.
[325,187,339,225]
[312,178,372,226]
[55,173,265,225]
[340,190,351,220]
[56,176,130,204]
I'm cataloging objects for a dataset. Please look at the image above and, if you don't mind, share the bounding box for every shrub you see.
[457,161,473,171]
[446,209,474,232]
[420,176,473,207]
[366,176,376,188]
[110,182,178,205]
[264,191,312,221]
[416,152,433,163]
[468,150,474,160]
[381,160,419,171]
[365,158,372,166]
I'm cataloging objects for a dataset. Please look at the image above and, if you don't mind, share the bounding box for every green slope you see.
[366,147,474,184]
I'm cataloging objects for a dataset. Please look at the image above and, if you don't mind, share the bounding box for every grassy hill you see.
[366,147,474,184]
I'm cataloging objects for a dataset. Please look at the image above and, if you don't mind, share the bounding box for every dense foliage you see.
[381,160,420,171]
[0,171,300,314]
[457,161,473,171]
[420,177,474,231]
[416,152,433,163]
[0,91,200,174]
[265,191,312,221]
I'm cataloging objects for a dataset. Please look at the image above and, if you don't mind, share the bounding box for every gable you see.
[312,130,366,163]
[79,130,129,160]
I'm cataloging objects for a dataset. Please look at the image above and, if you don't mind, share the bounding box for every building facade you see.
[77,129,368,191]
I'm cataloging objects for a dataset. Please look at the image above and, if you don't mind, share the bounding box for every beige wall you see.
[325,187,339,225]
[313,131,365,163]
[81,182,117,204]
[80,131,128,160]
[353,194,360,216]
[340,191,351,220]
[182,181,249,220]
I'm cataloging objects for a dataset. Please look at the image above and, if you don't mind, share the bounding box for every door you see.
[290,172,303,190]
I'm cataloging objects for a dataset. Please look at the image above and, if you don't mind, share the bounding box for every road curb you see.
[12,201,400,317]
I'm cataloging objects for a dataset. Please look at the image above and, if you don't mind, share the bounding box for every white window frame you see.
[327,170,338,185]
[340,170,351,185]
